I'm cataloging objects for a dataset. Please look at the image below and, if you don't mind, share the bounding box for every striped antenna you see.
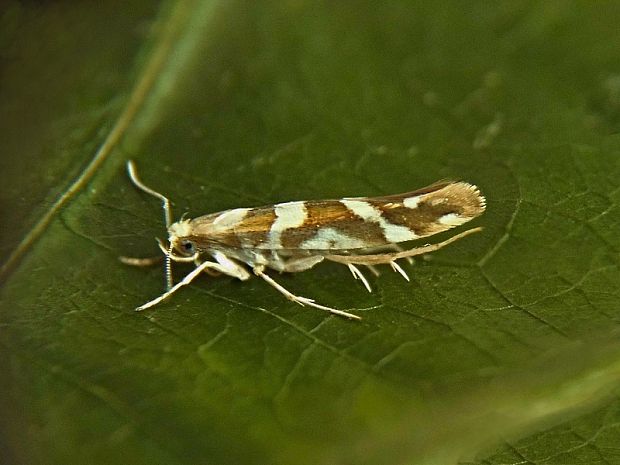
[126,160,172,229]
[127,160,174,290]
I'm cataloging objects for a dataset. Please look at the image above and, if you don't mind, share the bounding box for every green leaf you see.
[2,2,620,464]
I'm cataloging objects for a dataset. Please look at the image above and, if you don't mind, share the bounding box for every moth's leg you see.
[342,258,407,287]
[325,227,482,266]
[364,264,381,276]
[347,264,372,293]
[252,265,361,321]
[273,255,325,273]
[343,246,410,276]
[195,256,222,277]
[119,255,162,267]
[136,260,230,311]
[390,244,414,265]
[353,244,413,264]
[347,259,407,287]
[119,237,172,267]
[390,261,410,281]
[211,251,251,281]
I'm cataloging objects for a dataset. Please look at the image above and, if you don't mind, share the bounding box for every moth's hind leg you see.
[346,259,408,288]
[277,254,375,294]
[252,265,361,320]
[347,264,373,292]
[334,248,411,292]
[352,243,414,265]
[389,260,410,281]
[326,228,483,267]
[343,245,411,286]
[390,244,414,265]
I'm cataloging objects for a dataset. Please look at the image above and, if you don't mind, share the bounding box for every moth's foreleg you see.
[252,265,361,320]
[211,251,251,281]
[197,258,222,277]
[135,260,230,311]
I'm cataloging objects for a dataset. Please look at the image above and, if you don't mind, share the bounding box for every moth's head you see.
[168,219,197,256]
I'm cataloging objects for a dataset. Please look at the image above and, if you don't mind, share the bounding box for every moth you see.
[122,161,485,320]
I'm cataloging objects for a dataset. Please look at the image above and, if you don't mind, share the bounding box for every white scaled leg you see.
[391,244,414,264]
[347,264,372,292]
[364,264,381,277]
[136,260,229,311]
[211,250,251,281]
[253,265,361,320]
[390,261,410,281]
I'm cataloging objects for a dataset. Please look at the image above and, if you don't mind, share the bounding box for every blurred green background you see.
[2,1,620,464]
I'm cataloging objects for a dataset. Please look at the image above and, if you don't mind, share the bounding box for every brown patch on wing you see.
[187,207,277,249]
[369,182,486,237]
[231,207,277,248]
[279,201,386,249]
[190,232,242,250]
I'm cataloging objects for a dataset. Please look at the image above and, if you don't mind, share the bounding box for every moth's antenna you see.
[127,160,174,291]
[155,237,174,290]
[165,242,173,290]
[127,160,172,229]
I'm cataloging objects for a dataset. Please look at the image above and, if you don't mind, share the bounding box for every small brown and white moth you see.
[122,161,485,320]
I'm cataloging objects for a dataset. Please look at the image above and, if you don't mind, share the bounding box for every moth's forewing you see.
[186,181,485,252]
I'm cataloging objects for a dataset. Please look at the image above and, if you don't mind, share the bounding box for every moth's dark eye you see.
[181,240,195,254]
